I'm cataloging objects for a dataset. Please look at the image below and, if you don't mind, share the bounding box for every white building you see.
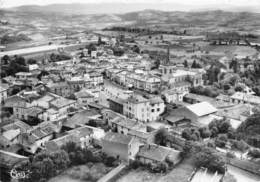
[123,95,165,123]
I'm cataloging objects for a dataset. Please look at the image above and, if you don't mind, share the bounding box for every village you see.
[0,28,260,182]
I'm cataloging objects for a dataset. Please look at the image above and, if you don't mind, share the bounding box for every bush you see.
[215,134,228,148]
[248,148,260,158]
[199,127,211,138]
[130,160,141,169]
[182,128,200,141]
[230,140,249,152]
[105,156,117,167]
[226,152,235,158]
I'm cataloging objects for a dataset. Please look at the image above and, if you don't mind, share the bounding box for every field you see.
[116,158,195,182]
[48,163,112,182]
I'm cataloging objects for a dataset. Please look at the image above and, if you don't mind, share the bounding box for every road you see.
[227,165,260,182]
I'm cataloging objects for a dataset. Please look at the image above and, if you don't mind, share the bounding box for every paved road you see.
[98,163,126,182]
[227,165,260,182]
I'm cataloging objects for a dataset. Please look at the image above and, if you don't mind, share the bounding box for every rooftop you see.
[64,109,100,128]
[137,144,180,162]
[50,97,76,108]
[102,132,132,145]
[186,101,217,117]
[231,92,260,105]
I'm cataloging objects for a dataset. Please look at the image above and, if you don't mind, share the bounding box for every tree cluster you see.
[14,150,70,182]
[237,113,260,148]
[49,53,71,62]
[0,33,31,44]
[194,146,226,174]
[112,47,125,56]
[15,141,118,182]
[190,86,219,98]
[1,55,29,78]
[191,60,202,68]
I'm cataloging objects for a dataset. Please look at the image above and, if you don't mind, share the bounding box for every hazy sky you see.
[1,0,260,9]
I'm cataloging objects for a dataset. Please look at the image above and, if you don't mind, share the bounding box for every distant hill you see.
[3,6,260,27]
[0,7,260,43]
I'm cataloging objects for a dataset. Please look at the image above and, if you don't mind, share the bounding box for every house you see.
[108,97,126,114]
[216,94,231,103]
[88,72,103,85]
[0,84,8,103]
[2,120,32,133]
[46,125,105,151]
[162,69,203,87]
[183,93,215,104]
[108,115,156,143]
[63,109,101,129]
[74,89,96,105]
[15,72,33,80]
[123,95,165,123]
[2,129,20,146]
[46,82,72,97]
[170,102,218,126]
[214,104,253,129]
[230,92,260,105]
[162,89,186,103]
[4,93,40,120]
[17,124,56,153]
[49,97,76,115]
[101,132,140,162]
[136,144,181,167]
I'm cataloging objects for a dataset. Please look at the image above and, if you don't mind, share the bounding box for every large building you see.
[123,95,165,123]
[101,132,140,162]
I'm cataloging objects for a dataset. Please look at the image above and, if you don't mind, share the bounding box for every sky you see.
[1,0,260,11]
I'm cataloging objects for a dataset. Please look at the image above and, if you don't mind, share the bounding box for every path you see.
[98,163,126,182]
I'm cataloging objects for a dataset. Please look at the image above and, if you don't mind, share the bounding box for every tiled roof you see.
[50,97,75,108]
[138,144,180,162]
[103,132,132,145]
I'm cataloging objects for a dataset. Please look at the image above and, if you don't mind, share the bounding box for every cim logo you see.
[9,168,31,179]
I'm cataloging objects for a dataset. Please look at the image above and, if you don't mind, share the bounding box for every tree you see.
[183,60,188,68]
[61,141,80,154]
[27,59,37,65]
[223,84,231,91]
[182,128,200,141]
[50,150,70,172]
[234,85,243,92]
[181,141,193,157]
[86,43,97,55]
[132,45,140,54]
[88,119,97,127]
[199,127,211,138]
[248,148,260,158]
[155,128,170,146]
[194,147,225,174]
[1,55,10,64]
[209,118,232,136]
[215,134,228,148]
[230,140,249,152]
[105,156,116,167]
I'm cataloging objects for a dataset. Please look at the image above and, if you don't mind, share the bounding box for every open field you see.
[48,163,112,182]
[116,158,195,182]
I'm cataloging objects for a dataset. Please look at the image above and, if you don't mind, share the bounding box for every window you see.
[151,109,154,112]
[157,108,160,112]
